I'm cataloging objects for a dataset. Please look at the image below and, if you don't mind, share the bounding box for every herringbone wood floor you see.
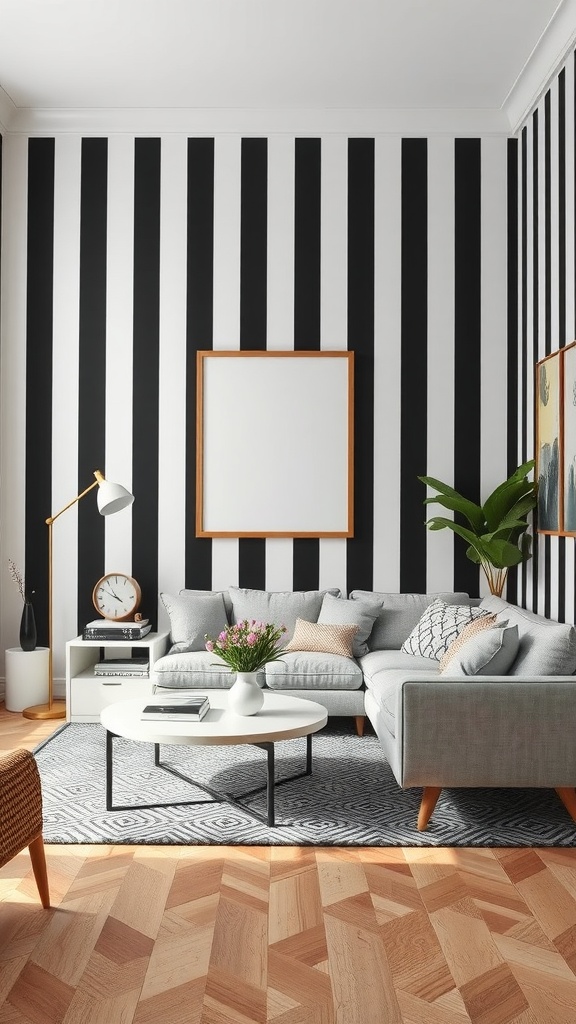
[2,707,576,1023]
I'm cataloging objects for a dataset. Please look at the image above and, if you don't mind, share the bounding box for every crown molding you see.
[0,87,16,133]
[4,104,510,137]
[504,0,576,133]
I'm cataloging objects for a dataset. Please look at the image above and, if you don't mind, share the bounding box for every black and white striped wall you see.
[0,132,510,680]
[511,46,576,625]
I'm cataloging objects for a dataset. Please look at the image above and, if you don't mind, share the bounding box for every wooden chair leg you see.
[417,787,442,831]
[555,788,576,823]
[354,716,365,737]
[28,834,50,909]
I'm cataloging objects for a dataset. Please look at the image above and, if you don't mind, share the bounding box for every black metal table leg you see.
[105,728,115,811]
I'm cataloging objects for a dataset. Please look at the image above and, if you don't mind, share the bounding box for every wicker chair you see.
[0,748,50,908]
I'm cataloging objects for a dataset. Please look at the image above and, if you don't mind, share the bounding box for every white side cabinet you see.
[66,632,170,722]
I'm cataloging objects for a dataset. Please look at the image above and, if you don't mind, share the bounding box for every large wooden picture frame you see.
[536,340,576,536]
[196,351,354,538]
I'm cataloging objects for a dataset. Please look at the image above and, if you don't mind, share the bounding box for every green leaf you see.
[482,463,536,531]
[419,477,484,533]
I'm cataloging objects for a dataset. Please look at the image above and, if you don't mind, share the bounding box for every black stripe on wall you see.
[186,137,214,590]
[26,138,55,645]
[77,138,107,633]
[399,138,427,593]
[132,139,161,626]
[346,138,375,594]
[532,109,539,611]
[521,127,528,610]
[557,70,566,622]
[453,139,482,596]
[239,138,267,588]
[293,137,321,590]
[506,138,519,604]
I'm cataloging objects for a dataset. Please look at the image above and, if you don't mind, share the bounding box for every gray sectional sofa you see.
[153,586,576,830]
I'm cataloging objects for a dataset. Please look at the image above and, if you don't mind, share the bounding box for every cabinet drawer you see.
[71,676,153,717]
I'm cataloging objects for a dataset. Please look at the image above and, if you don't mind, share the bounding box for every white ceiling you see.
[0,0,574,134]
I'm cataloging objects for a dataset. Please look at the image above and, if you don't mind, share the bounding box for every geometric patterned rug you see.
[34,722,576,847]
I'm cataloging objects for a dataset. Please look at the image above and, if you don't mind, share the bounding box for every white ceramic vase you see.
[228,670,264,716]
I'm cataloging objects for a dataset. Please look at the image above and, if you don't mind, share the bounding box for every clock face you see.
[92,574,141,621]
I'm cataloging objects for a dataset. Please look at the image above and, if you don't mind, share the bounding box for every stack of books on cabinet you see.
[94,656,150,677]
[82,618,152,641]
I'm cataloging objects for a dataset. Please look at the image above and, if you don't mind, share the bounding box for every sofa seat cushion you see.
[349,591,470,650]
[360,652,440,738]
[152,652,258,689]
[480,595,576,676]
[359,650,439,679]
[228,587,340,644]
[265,651,363,690]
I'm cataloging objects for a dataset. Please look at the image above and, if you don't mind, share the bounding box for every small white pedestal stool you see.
[5,647,49,713]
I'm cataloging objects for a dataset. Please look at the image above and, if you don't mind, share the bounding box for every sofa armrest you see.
[396,674,576,789]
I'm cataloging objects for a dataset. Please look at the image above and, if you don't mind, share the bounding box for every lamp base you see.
[22,702,66,721]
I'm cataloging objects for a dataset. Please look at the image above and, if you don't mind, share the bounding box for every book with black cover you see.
[141,697,210,722]
[83,623,152,641]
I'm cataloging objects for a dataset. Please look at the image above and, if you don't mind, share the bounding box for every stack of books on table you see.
[141,696,210,722]
[82,618,152,641]
[95,656,150,677]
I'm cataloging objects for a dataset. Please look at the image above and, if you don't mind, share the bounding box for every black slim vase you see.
[19,600,37,652]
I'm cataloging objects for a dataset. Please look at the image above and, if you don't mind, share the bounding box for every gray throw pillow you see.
[401,598,488,661]
[160,591,229,654]
[228,587,340,643]
[440,624,519,676]
[318,593,380,658]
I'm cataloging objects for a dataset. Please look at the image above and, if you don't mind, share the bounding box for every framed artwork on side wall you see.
[536,340,576,536]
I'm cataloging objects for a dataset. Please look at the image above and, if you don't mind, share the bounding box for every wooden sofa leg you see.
[28,834,50,909]
[417,787,442,831]
[354,716,365,737]
[555,788,576,823]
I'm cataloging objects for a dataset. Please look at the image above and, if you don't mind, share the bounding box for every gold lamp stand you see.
[22,470,134,721]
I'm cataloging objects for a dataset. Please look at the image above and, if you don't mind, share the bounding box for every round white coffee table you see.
[100,691,328,827]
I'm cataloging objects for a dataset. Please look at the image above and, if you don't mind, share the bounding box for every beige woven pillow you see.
[439,614,497,672]
[285,619,359,658]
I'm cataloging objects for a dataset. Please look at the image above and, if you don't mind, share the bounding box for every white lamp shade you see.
[97,480,134,516]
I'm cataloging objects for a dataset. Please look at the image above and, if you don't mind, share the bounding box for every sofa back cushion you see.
[228,587,340,644]
[318,593,380,657]
[160,591,229,654]
[349,591,470,650]
[479,595,576,676]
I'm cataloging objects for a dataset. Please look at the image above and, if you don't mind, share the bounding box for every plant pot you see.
[228,671,265,716]
[19,600,37,652]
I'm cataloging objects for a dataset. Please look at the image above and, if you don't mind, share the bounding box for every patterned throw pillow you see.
[285,619,360,658]
[400,598,489,661]
[439,614,497,671]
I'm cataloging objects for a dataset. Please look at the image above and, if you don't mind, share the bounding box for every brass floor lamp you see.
[22,470,134,721]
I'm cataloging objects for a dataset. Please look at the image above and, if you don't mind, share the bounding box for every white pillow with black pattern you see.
[400,597,489,661]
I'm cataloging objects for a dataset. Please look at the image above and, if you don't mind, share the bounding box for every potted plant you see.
[205,620,287,715]
[418,460,537,597]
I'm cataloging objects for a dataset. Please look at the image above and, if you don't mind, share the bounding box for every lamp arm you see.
[46,470,104,526]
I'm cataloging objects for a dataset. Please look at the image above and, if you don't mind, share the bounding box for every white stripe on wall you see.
[0,135,28,673]
[157,135,188,603]
[105,135,135,581]
[211,135,241,590]
[373,135,402,593]
[426,136,456,593]
[52,136,81,679]
[319,135,348,592]
[265,134,295,590]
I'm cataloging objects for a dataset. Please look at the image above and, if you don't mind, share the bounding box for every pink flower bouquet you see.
[205,619,287,672]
